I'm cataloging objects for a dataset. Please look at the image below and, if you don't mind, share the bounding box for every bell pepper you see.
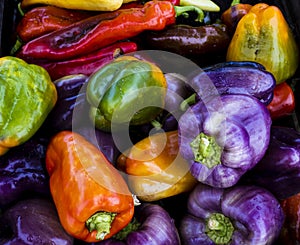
[279,193,300,244]
[34,41,138,80]
[117,130,197,202]
[0,56,57,156]
[0,198,74,244]
[221,0,252,33]
[242,126,300,200]
[16,5,93,42]
[21,0,138,11]
[86,56,167,127]
[180,183,284,244]
[17,1,208,61]
[190,61,276,105]
[226,3,299,84]
[178,93,272,188]
[266,81,295,120]
[95,203,181,244]
[0,134,50,208]
[45,131,135,242]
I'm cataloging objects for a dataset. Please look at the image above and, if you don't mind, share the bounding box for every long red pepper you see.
[34,41,138,80]
[17,1,176,61]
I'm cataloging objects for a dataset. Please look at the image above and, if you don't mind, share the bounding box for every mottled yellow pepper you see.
[226,3,299,84]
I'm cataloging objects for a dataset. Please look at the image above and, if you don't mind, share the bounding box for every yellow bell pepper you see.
[226,3,299,84]
[117,130,197,202]
[21,0,138,11]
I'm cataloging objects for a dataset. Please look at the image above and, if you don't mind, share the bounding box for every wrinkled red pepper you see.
[16,6,94,42]
[17,1,176,61]
[34,41,138,80]
[267,81,295,120]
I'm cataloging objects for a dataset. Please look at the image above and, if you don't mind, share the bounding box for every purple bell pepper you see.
[180,183,284,245]
[89,203,181,245]
[242,126,300,200]
[0,198,73,244]
[0,135,50,208]
[178,94,272,188]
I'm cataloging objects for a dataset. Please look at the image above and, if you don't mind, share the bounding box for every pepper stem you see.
[174,5,205,22]
[206,213,234,244]
[190,132,222,168]
[86,212,117,240]
[230,0,240,6]
[180,0,220,12]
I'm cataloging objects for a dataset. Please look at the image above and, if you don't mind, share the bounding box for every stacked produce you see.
[0,0,300,244]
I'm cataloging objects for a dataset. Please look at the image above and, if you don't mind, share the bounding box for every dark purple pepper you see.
[178,94,271,188]
[0,198,73,244]
[190,61,276,105]
[89,203,181,245]
[242,126,300,200]
[180,183,284,245]
[0,135,50,208]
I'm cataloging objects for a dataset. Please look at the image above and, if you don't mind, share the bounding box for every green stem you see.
[180,0,220,12]
[174,5,205,22]
[206,213,234,244]
[180,93,196,111]
[190,132,222,168]
[230,0,240,6]
[86,212,117,240]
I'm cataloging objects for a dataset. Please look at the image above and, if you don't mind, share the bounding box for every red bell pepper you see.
[267,81,295,120]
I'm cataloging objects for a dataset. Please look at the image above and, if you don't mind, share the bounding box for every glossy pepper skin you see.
[242,126,300,200]
[17,1,176,61]
[178,94,271,188]
[87,56,167,127]
[266,81,295,120]
[180,183,284,244]
[35,41,138,81]
[279,193,300,244]
[0,198,74,245]
[0,134,50,208]
[90,203,181,245]
[117,130,197,202]
[16,5,93,42]
[145,23,231,57]
[0,56,57,156]
[226,3,299,84]
[190,61,276,105]
[45,131,134,242]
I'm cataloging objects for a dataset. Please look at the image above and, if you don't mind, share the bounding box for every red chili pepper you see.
[17,6,94,42]
[34,41,138,80]
[267,81,295,120]
[17,1,176,61]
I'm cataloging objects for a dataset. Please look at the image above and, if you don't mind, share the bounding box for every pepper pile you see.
[1,0,300,244]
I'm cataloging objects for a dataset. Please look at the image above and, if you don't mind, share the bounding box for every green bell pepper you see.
[0,56,57,155]
[86,56,167,129]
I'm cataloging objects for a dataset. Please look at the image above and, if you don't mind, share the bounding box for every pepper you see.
[178,94,272,188]
[92,203,181,244]
[145,23,231,57]
[226,3,299,84]
[17,1,209,61]
[35,41,138,80]
[86,56,167,127]
[266,81,295,120]
[0,134,50,208]
[117,130,197,202]
[21,0,138,11]
[180,183,284,244]
[0,198,74,244]
[279,193,300,244]
[16,5,93,42]
[242,126,300,200]
[0,56,57,156]
[45,131,134,242]
[220,0,252,33]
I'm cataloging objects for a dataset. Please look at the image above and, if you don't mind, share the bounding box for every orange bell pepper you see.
[117,130,197,202]
[45,131,134,242]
